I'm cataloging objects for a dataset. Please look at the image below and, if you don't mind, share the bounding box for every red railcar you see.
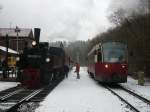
[87,42,128,83]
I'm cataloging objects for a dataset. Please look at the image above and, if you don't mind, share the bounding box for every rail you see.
[103,84,150,112]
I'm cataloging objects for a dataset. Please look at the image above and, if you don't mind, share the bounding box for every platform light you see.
[105,64,109,68]
[16,57,20,61]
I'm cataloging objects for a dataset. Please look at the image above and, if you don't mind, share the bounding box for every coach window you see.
[97,50,102,62]
[94,50,97,63]
[97,52,102,62]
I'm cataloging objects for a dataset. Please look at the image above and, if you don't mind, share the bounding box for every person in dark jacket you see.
[64,65,69,78]
[2,59,7,78]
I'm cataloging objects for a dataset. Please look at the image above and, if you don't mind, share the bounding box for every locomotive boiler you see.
[17,28,67,89]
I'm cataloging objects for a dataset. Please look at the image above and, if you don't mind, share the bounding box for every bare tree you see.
[108,8,126,26]
[0,4,2,10]
[90,14,150,77]
[139,0,150,14]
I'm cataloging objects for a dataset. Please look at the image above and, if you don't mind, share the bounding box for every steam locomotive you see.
[17,28,69,89]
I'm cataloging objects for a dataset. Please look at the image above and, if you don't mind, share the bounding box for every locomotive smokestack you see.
[34,28,41,45]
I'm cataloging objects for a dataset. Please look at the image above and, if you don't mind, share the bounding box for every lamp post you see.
[5,34,9,61]
[5,34,9,78]
[15,26,20,53]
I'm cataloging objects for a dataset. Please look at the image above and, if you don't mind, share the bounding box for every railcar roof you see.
[88,43,101,56]
[0,46,18,54]
[87,41,126,56]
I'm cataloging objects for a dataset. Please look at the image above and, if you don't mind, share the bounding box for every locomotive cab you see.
[18,42,53,88]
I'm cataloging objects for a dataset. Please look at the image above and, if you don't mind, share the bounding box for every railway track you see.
[104,84,150,112]
[0,87,43,112]
[6,88,44,112]
[0,78,63,112]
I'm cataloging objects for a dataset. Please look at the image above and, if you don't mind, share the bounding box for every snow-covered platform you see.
[0,81,19,92]
[121,76,150,101]
[36,67,131,112]
[0,67,149,112]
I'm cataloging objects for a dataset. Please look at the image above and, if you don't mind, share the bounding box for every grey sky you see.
[0,0,140,42]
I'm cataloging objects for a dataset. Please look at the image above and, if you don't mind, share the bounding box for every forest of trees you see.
[57,1,150,77]
[87,1,150,77]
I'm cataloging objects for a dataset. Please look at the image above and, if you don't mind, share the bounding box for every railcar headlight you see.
[122,65,125,68]
[105,64,109,68]
[32,41,36,46]
[16,57,20,61]
[46,58,50,62]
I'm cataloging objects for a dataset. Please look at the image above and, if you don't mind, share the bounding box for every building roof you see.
[0,46,18,54]
[0,28,32,37]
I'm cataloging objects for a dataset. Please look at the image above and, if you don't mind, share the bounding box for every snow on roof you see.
[0,46,18,54]
[88,43,101,56]
[0,28,32,37]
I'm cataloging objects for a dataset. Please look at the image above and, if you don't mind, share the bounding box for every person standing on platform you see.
[75,63,80,79]
[2,59,7,78]
[64,64,69,78]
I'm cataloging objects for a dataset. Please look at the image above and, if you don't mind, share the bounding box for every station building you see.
[0,28,34,52]
[0,28,34,63]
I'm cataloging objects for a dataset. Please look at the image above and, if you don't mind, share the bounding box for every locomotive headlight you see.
[16,57,20,61]
[32,41,36,46]
[105,64,109,68]
[46,58,50,62]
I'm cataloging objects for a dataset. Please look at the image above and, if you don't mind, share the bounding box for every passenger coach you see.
[87,42,128,83]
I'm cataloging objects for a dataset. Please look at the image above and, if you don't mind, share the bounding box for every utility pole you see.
[15,26,20,54]
[5,34,9,78]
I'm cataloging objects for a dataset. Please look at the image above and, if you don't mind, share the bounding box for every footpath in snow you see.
[36,67,130,112]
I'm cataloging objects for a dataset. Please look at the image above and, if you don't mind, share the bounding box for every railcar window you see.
[102,43,127,63]
[94,55,97,63]
[88,52,95,64]
[97,52,102,62]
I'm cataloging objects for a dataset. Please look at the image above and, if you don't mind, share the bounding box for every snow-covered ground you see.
[0,67,150,112]
[36,67,130,112]
[0,81,19,91]
[0,67,149,112]
[121,76,150,100]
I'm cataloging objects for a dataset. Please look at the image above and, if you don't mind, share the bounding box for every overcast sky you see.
[0,0,140,42]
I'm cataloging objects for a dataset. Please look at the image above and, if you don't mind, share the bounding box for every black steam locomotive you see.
[17,28,69,89]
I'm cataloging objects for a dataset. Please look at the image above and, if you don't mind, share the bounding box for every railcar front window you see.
[102,42,127,63]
